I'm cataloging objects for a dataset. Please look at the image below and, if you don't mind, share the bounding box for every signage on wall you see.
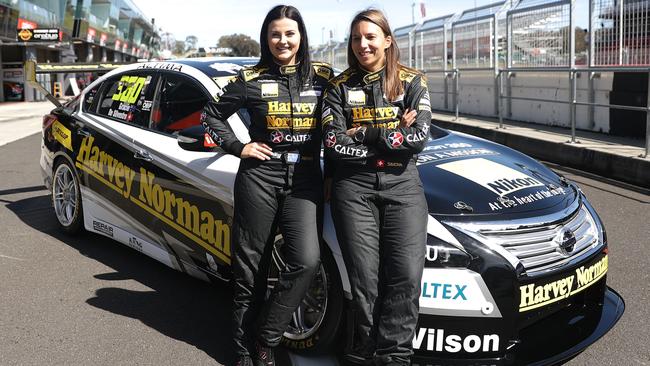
[17,28,61,42]
[87,27,96,43]
[17,18,37,29]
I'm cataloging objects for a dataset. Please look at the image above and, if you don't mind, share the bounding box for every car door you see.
[74,70,192,272]
[126,70,240,282]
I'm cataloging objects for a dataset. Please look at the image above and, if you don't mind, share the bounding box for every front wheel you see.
[52,159,83,234]
[268,236,345,354]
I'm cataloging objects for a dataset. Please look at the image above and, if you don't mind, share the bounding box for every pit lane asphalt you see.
[0,133,647,366]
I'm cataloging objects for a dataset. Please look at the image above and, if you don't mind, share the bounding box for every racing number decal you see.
[112,75,146,104]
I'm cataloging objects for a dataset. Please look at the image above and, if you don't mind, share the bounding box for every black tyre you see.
[268,236,345,354]
[52,159,83,234]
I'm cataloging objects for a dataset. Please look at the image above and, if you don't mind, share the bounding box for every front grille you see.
[468,204,600,275]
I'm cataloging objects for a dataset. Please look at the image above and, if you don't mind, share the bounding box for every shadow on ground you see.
[6,193,235,365]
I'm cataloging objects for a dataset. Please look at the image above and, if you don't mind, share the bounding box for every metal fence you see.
[308,0,650,157]
[591,0,650,66]
[508,0,574,67]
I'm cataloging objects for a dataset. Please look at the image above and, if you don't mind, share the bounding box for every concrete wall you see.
[425,70,614,133]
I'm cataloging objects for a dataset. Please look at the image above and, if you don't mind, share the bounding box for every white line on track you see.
[0,254,25,261]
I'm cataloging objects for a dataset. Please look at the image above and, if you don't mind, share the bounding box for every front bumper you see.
[412,286,624,366]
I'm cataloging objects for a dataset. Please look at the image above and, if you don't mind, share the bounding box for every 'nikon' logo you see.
[267,101,316,115]
[351,107,399,122]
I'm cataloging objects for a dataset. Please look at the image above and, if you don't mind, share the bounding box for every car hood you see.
[417,131,578,217]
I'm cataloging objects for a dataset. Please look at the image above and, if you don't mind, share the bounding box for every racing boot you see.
[233,356,253,366]
[253,341,275,366]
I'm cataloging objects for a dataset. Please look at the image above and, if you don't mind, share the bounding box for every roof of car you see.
[169,57,260,77]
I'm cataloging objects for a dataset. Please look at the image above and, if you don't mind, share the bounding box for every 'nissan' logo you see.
[558,229,576,255]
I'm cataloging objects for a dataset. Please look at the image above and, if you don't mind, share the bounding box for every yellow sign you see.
[52,121,72,151]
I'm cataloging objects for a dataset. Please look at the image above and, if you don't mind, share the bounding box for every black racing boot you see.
[254,341,275,366]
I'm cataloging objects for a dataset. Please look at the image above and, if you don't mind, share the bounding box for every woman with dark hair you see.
[322,8,431,365]
[201,5,332,366]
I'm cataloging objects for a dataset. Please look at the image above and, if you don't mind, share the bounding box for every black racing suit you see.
[201,62,332,358]
[322,66,431,365]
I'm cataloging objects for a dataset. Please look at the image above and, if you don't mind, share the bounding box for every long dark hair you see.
[257,5,312,86]
[347,9,403,101]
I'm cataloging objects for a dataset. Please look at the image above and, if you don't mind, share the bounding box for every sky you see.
[135,0,589,49]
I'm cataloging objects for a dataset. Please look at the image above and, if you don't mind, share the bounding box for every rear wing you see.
[24,60,132,107]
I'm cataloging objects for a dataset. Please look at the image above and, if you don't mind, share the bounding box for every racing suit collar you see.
[270,61,301,76]
[359,66,385,85]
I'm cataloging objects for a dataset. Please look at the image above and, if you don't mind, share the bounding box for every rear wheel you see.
[268,236,345,354]
[52,159,83,234]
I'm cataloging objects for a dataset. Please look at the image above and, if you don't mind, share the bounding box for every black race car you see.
[39,57,624,365]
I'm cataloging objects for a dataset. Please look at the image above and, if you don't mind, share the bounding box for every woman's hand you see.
[346,127,361,137]
[400,108,417,128]
[240,142,273,160]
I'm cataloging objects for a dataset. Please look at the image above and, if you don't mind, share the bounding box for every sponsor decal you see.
[406,132,427,143]
[93,220,114,237]
[208,63,242,74]
[347,89,366,105]
[284,134,311,142]
[112,75,149,104]
[270,131,284,143]
[398,69,416,82]
[52,121,72,151]
[376,159,385,168]
[261,83,279,98]
[413,328,500,353]
[267,101,316,115]
[128,236,144,252]
[324,132,336,148]
[417,148,498,165]
[487,186,566,211]
[299,89,321,97]
[519,255,608,312]
[334,145,368,157]
[351,107,399,122]
[75,136,231,264]
[388,131,404,147]
[265,116,316,129]
[437,158,544,196]
[204,133,218,147]
[142,100,153,111]
[136,63,182,72]
[364,72,381,83]
[419,267,500,317]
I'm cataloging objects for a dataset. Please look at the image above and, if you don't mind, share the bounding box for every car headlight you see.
[425,235,471,268]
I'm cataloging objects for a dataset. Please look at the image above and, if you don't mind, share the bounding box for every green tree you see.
[185,35,199,52]
[173,40,186,55]
[217,34,260,57]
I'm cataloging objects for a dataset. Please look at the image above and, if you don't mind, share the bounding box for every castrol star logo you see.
[325,132,336,148]
[270,131,283,143]
[388,131,404,147]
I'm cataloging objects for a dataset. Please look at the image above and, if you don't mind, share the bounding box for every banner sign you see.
[17,28,60,42]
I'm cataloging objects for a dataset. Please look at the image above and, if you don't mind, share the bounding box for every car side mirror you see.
[177,125,222,152]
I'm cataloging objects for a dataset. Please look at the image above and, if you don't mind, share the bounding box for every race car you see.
[38,57,624,365]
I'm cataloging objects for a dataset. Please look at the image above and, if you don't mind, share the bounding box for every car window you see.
[95,73,156,127]
[150,72,209,135]
[82,84,100,112]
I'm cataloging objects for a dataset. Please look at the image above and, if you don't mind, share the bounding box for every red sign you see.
[114,39,121,50]
[17,18,37,30]
[87,27,96,43]
[100,33,107,46]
